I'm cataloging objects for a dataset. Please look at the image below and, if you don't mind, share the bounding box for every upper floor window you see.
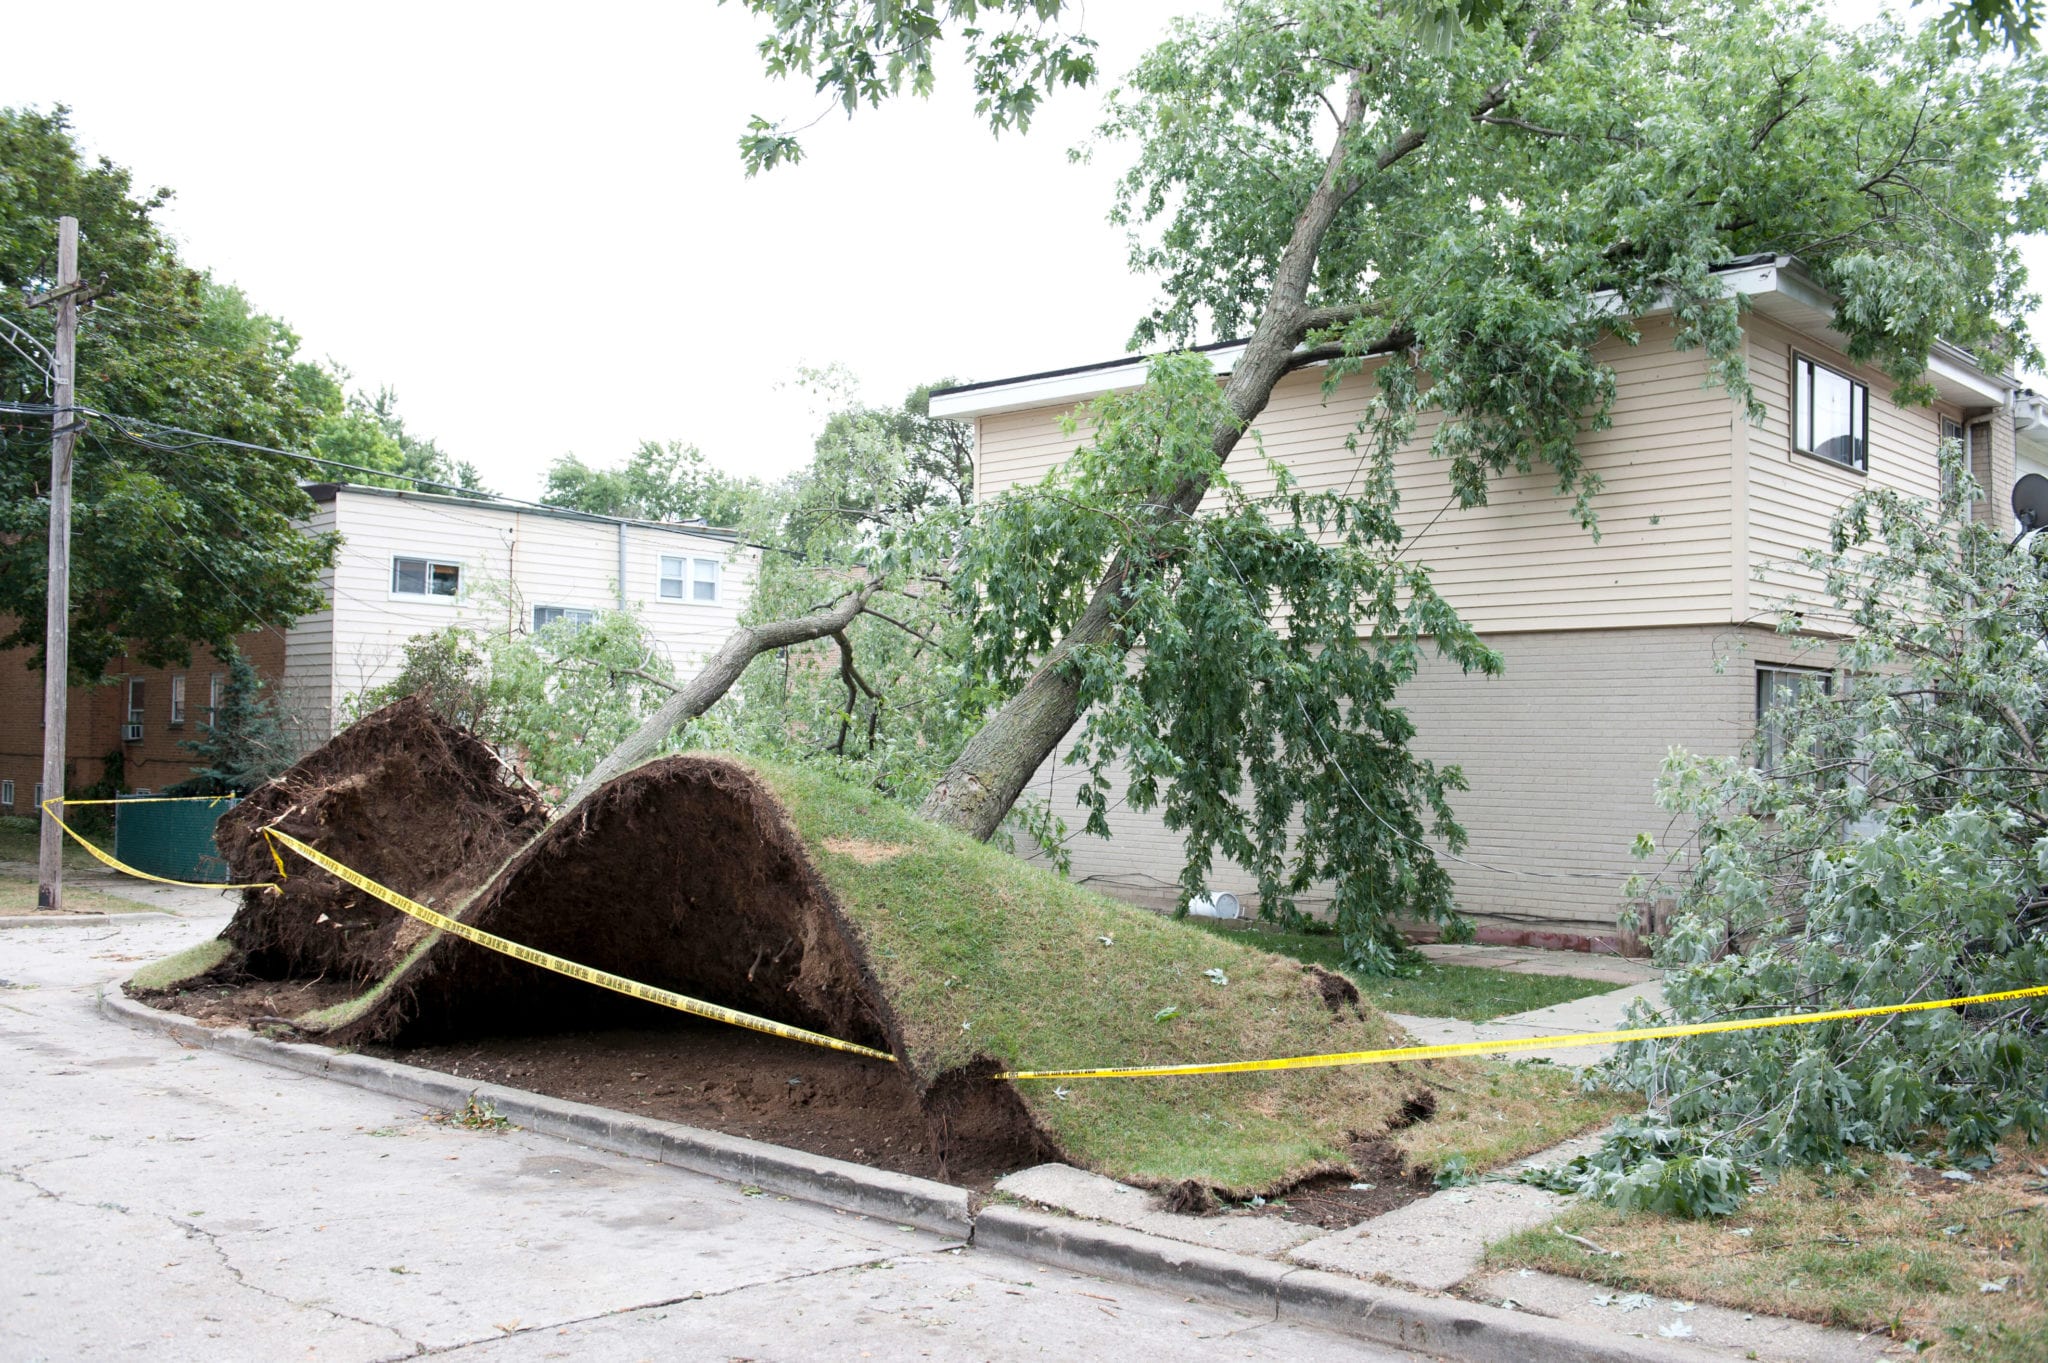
[170,674,187,727]
[659,555,721,603]
[1794,354,1868,472]
[392,556,461,598]
[534,605,598,630]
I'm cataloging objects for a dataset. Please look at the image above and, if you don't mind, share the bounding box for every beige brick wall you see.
[1017,624,1839,933]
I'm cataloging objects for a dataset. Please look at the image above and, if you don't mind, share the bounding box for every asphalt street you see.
[0,910,1418,1362]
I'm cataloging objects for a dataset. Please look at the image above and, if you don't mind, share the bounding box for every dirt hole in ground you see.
[1306,964,1364,1019]
[1246,1139,1436,1228]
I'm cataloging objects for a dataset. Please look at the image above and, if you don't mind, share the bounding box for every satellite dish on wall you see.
[2013,474,2048,532]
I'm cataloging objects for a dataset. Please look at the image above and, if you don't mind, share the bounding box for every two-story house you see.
[930,256,2048,948]
[0,483,757,803]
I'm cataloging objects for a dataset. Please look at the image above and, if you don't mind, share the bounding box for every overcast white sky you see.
[8,1,2037,498]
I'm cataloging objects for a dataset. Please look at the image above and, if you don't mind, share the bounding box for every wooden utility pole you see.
[30,217,90,910]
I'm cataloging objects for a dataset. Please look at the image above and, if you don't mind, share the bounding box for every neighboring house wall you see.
[947,288,2025,938]
[0,485,759,802]
[981,318,1744,633]
[306,485,757,739]
[0,632,286,808]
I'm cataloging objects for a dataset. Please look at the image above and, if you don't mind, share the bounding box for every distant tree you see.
[0,106,336,682]
[542,439,763,526]
[167,651,298,795]
[303,376,488,496]
[353,613,680,800]
[729,375,992,808]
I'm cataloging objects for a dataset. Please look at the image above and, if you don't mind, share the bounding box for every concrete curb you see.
[100,986,1702,1363]
[1,911,175,929]
[98,989,973,1239]
[974,1207,1698,1363]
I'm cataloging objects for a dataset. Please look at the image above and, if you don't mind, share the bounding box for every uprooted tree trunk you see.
[555,77,1512,847]
[556,583,874,817]
[914,74,1488,843]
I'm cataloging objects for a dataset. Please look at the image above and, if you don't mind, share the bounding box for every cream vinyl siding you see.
[1017,624,1824,930]
[976,318,1740,633]
[1744,317,1950,617]
[306,490,755,732]
[280,502,338,742]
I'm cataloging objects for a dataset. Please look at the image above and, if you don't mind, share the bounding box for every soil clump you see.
[211,697,547,984]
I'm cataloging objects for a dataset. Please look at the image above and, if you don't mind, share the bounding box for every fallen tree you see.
[619,0,2048,968]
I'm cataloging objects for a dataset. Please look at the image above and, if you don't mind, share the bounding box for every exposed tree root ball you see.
[212,696,547,983]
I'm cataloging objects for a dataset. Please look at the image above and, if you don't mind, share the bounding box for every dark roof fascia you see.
[928,255,1797,402]
[300,481,742,542]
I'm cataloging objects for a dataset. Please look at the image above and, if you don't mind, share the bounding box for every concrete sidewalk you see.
[2,913,1415,1362]
[1385,979,1666,1067]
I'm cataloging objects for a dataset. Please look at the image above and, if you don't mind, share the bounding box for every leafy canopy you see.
[542,438,765,528]
[729,0,1100,171]
[932,0,2048,965]
[0,107,337,682]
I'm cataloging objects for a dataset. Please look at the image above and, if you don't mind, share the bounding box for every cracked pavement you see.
[1,912,1416,1361]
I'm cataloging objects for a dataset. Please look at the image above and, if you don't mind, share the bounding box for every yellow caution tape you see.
[47,800,2048,1087]
[259,827,899,1064]
[38,796,277,892]
[996,981,2048,1081]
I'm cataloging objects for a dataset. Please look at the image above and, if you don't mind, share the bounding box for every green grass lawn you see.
[0,816,113,870]
[0,870,145,915]
[1186,918,1623,1022]
[1486,1144,2048,1362]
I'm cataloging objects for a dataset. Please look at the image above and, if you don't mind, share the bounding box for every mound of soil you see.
[322,755,1062,1175]
[213,697,548,983]
[139,737,1449,1199]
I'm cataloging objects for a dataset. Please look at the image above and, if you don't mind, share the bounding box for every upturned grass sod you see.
[760,760,1627,1189]
[138,750,1637,1193]
[1486,1143,2048,1361]
[1184,917,1621,1021]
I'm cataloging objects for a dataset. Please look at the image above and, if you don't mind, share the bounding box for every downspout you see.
[617,521,628,612]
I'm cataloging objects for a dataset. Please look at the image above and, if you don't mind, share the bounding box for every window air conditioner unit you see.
[122,723,143,742]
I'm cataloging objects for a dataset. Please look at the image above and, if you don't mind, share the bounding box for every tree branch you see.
[559,580,876,812]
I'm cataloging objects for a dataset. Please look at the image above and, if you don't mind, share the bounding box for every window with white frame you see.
[391,556,462,598]
[208,672,223,726]
[1793,354,1869,472]
[1,780,13,807]
[127,678,146,739]
[170,674,187,726]
[659,555,722,603]
[1756,665,1834,773]
[533,605,599,630]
